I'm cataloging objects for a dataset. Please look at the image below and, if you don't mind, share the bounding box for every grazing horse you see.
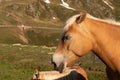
[51,11,120,80]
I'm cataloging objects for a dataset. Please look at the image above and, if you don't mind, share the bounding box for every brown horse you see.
[51,11,120,80]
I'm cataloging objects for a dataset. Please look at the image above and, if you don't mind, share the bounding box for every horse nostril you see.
[51,55,65,73]
[51,58,57,69]
[51,60,64,73]
[53,62,57,69]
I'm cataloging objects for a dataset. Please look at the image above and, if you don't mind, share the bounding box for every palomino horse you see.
[51,11,120,80]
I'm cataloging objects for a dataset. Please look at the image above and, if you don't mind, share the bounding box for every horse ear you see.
[76,11,87,24]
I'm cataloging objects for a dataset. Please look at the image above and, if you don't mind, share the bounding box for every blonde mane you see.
[87,14,120,26]
[64,13,120,31]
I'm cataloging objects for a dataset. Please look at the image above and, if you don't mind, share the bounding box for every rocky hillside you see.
[0,0,120,26]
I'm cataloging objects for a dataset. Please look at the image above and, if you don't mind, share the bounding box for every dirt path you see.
[0,25,61,30]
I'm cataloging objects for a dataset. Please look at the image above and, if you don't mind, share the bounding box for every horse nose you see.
[52,59,64,73]
[51,58,57,69]
[56,62,65,73]
[51,58,65,73]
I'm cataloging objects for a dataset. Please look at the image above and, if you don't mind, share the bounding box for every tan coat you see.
[32,66,88,80]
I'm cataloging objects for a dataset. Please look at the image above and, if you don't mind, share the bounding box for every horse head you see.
[52,11,95,73]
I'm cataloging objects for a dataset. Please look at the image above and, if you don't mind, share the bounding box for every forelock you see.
[64,14,80,31]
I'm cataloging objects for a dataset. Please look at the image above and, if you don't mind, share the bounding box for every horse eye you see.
[64,35,71,40]
[61,34,71,41]
[65,35,69,40]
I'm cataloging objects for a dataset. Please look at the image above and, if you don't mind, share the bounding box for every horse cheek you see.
[69,41,83,56]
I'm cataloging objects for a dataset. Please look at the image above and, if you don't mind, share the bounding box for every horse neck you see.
[85,18,120,70]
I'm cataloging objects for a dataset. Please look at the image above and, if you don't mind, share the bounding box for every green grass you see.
[0,61,33,80]
[0,44,108,80]
[0,44,54,80]
[0,26,61,46]
[25,28,61,46]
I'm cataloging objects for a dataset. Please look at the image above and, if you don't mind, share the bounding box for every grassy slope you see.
[0,44,107,80]
[110,0,120,21]
[25,28,61,46]
[0,26,61,46]
[0,44,53,80]
[0,27,25,44]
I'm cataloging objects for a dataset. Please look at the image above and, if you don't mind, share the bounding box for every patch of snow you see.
[102,0,114,10]
[61,0,69,7]
[60,0,75,11]
[52,17,56,20]
[44,0,50,4]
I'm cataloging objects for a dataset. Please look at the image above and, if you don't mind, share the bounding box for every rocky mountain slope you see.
[0,0,120,45]
[0,0,120,26]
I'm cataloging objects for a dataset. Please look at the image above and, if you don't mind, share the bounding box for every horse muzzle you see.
[51,54,67,73]
[54,62,65,73]
[51,58,66,73]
